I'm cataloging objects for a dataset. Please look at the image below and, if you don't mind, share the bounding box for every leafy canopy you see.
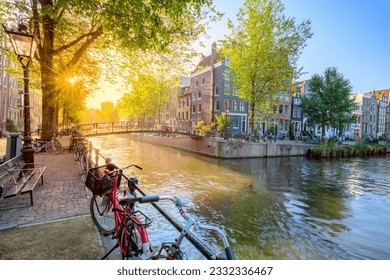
[219,0,312,133]
[302,67,356,139]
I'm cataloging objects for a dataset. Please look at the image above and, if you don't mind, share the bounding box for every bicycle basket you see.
[85,166,113,195]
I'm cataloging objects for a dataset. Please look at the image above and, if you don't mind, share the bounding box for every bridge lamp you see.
[3,23,38,166]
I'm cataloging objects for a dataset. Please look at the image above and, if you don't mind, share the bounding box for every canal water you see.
[89,134,390,260]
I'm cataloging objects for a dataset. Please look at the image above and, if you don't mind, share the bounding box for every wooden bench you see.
[0,154,46,206]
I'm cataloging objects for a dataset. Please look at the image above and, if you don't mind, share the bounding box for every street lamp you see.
[3,23,38,166]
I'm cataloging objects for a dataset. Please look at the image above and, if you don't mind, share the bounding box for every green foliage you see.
[6,119,18,132]
[219,0,312,133]
[288,122,295,140]
[117,73,175,122]
[215,113,230,132]
[311,139,390,158]
[302,67,355,140]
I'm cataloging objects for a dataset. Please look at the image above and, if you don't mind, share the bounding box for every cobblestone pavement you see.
[0,150,91,231]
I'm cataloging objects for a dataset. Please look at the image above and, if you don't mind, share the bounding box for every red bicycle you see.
[86,163,153,259]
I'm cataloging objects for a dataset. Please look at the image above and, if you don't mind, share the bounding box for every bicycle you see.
[86,163,150,259]
[33,134,63,155]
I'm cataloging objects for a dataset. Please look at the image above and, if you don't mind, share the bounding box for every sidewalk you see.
[0,148,103,259]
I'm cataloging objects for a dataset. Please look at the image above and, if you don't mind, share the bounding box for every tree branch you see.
[65,26,103,69]
[52,28,101,56]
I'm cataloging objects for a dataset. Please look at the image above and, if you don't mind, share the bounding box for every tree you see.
[301,67,356,140]
[117,73,176,125]
[97,102,119,122]
[219,0,312,134]
[1,0,215,139]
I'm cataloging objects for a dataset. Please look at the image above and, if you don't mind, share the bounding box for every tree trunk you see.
[321,124,326,141]
[249,102,255,135]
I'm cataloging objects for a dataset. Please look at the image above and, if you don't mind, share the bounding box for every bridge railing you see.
[79,121,156,135]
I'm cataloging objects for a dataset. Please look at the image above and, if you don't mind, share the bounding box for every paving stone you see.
[0,152,90,229]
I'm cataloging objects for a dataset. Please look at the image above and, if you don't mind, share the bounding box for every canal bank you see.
[137,134,314,158]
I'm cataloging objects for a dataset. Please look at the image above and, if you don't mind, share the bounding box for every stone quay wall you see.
[138,134,313,158]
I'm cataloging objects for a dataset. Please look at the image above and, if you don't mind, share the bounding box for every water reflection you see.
[89,135,390,260]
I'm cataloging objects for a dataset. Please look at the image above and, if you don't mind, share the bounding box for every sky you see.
[200,0,390,93]
[86,0,390,108]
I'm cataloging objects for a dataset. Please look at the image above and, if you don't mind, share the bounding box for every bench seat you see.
[0,155,46,206]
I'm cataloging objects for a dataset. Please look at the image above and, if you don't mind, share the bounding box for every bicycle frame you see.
[34,139,51,152]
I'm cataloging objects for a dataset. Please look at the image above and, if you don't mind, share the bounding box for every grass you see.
[310,139,390,157]
[0,216,101,260]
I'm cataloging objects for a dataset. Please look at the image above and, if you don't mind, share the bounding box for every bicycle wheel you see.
[73,145,81,161]
[120,219,143,259]
[46,142,63,155]
[79,154,89,182]
[90,194,115,235]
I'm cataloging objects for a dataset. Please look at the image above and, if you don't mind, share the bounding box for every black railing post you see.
[95,148,99,166]
[89,142,93,163]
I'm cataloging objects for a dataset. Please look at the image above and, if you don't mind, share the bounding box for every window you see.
[224,81,230,95]
[192,92,196,101]
[240,102,245,112]
[186,112,189,120]
[198,103,202,112]
[279,119,284,129]
[215,85,220,96]
[293,107,298,118]
[215,100,220,111]
[195,80,199,87]
[198,91,201,99]
[231,116,239,129]
[224,99,230,110]
[186,98,189,106]
[242,116,246,132]
[232,100,237,111]
[192,105,196,113]
[285,105,289,116]
[201,77,206,85]
[279,105,283,114]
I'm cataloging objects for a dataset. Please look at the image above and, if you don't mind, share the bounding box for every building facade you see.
[190,44,249,136]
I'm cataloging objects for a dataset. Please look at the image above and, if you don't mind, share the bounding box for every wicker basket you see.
[85,166,113,195]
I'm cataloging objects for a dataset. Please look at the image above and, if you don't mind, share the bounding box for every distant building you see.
[190,43,248,135]
[176,78,192,133]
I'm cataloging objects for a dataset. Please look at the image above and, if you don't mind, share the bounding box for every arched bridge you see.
[78,122,202,139]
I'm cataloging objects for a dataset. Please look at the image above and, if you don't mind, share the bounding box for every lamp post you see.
[3,23,37,167]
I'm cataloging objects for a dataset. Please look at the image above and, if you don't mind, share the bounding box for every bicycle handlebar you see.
[104,164,143,176]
